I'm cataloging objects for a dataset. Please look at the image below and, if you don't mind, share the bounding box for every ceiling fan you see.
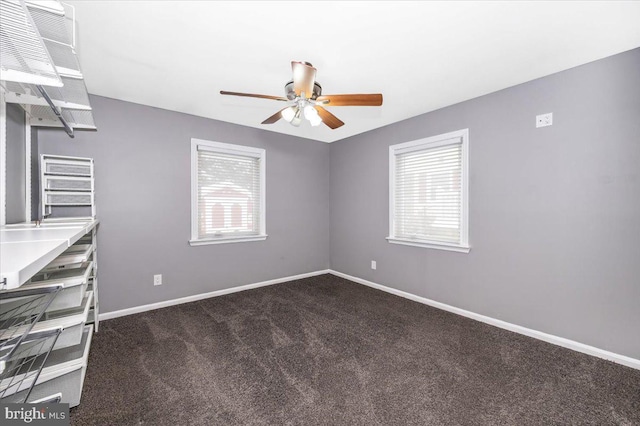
[220,61,383,130]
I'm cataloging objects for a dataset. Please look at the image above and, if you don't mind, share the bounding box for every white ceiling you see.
[68,1,640,143]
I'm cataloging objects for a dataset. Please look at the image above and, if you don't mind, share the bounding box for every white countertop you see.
[0,219,99,290]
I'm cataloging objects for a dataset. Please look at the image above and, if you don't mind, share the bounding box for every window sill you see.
[189,235,268,246]
[386,237,470,253]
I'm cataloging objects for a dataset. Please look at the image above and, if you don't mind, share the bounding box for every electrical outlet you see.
[371,260,377,270]
[154,274,162,286]
[536,112,553,128]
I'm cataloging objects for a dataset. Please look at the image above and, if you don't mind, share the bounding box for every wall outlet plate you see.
[154,274,162,286]
[536,112,553,128]
[371,260,377,270]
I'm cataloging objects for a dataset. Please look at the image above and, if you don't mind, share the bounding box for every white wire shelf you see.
[1,0,96,133]
[0,328,61,403]
[26,1,74,47]
[0,285,62,374]
[29,105,97,130]
[0,0,62,87]
[2,76,91,110]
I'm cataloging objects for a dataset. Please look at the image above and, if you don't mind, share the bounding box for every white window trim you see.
[387,129,470,253]
[189,138,267,246]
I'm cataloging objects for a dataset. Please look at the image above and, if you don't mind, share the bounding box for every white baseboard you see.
[98,267,640,370]
[99,269,331,321]
[329,269,640,371]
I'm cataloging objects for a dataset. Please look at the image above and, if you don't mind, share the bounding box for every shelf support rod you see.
[36,85,74,138]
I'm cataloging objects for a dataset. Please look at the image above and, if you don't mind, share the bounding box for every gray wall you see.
[6,103,26,224]
[38,95,330,313]
[330,48,640,359]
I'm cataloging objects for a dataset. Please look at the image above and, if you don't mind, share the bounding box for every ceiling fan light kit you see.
[282,105,303,127]
[304,105,323,126]
[281,102,322,127]
[221,61,383,130]
[281,106,296,122]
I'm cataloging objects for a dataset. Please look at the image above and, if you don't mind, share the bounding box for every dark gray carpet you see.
[71,274,640,425]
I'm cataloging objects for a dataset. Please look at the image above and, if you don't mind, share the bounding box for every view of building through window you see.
[202,183,254,234]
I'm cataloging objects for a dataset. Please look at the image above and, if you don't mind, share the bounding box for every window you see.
[190,139,266,245]
[388,129,469,253]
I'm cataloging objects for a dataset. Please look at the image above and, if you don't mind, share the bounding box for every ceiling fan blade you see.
[261,107,288,124]
[316,93,383,106]
[291,61,316,98]
[220,91,288,102]
[314,106,345,129]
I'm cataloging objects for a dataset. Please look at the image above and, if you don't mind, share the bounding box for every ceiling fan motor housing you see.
[285,80,322,100]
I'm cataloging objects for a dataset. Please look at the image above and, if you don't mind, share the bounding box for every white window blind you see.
[190,139,266,245]
[389,130,469,252]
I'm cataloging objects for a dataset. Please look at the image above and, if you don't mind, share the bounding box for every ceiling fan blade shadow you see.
[261,107,289,124]
[316,93,383,106]
[314,106,345,129]
[220,91,288,101]
[291,61,316,98]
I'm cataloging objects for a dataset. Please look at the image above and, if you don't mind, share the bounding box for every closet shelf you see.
[26,1,73,44]
[0,285,61,374]
[29,105,97,130]
[44,175,93,191]
[1,292,93,379]
[0,219,99,290]
[44,172,92,177]
[0,328,62,403]
[44,157,92,176]
[0,0,62,87]
[43,193,94,207]
[1,325,93,405]
[44,243,95,269]
[41,155,96,219]
[0,0,97,134]
[1,261,94,315]
[27,292,93,352]
[0,219,99,407]
[3,77,91,110]
[45,189,92,193]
